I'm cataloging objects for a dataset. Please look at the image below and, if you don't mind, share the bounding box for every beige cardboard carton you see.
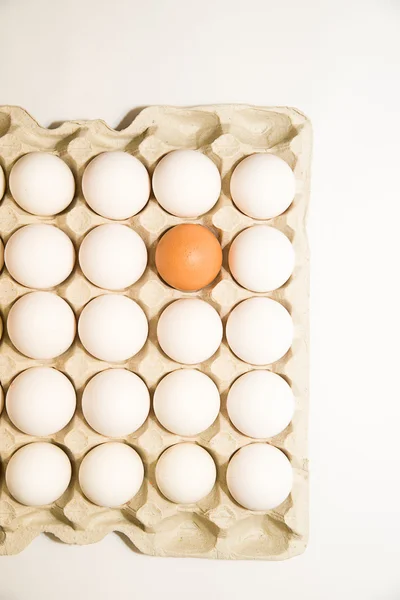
[0,105,311,559]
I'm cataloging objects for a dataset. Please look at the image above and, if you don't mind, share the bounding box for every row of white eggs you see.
[0,366,294,440]
[0,149,296,220]
[5,440,292,512]
[0,221,294,294]
[2,293,292,366]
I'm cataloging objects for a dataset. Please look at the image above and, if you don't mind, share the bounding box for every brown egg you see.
[155,224,222,292]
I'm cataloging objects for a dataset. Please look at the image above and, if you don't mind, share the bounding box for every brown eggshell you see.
[155,224,222,292]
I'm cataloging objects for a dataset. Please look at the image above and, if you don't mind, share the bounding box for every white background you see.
[0,0,400,598]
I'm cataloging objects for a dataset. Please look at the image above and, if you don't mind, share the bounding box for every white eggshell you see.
[230,153,296,220]
[227,370,294,439]
[79,224,147,290]
[0,164,5,200]
[228,225,295,292]
[7,292,76,360]
[5,224,75,289]
[227,443,293,510]
[6,367,76,436]
[155,443,216,504]
[226,297,293,365]
[82,151,150,220]
[154,369,220,436]
[157,299,222,365]
[6,442,72,506]
[79,442,144,507]
[78,295,148,362]
[9,152,75,216]
[152,150,221,218]
[82,369,150,437]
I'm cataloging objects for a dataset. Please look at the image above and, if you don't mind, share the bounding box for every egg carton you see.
[0,105,311,559]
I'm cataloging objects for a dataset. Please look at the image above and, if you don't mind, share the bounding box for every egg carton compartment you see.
[0,105,311,559]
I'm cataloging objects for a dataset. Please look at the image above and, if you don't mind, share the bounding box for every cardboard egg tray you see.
[0,105,311,559]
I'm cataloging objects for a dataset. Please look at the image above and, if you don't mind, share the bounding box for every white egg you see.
[154,369,220,436]
[7,292,76,360]
[0,164,5,200]
[227,370,294,439]
[155,443,216,504]
[152,150,221,218]
[79,224,147,290]
[82,369,150,437]
[226,297,293,365]
[5,224,75,289]
[0,237,4,271]
[0,384,4,414]
[6,367,76,436]
[227,443,292,510]
[6,442,72,506]
[79,442,144,507]
[230,153,296,220]
[82,151,150,220]
[228,225,295,292]
[157,299,222,365]
[78,295,148,362]
[9,152,75,216]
